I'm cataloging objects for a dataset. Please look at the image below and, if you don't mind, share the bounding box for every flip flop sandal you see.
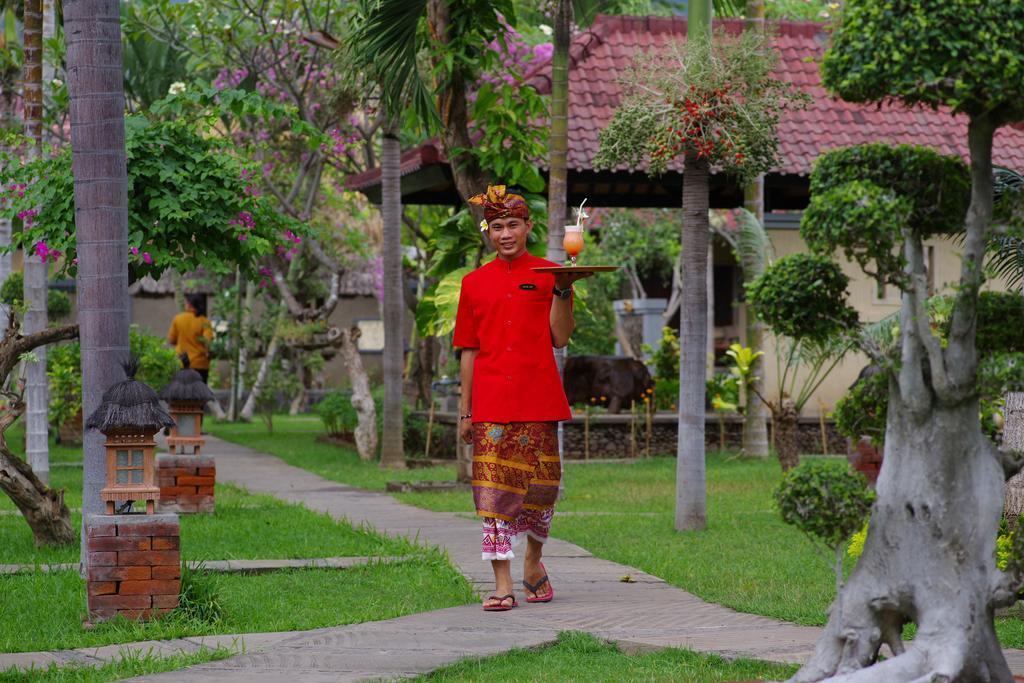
[483,594,517,612]
[523,563,554,603]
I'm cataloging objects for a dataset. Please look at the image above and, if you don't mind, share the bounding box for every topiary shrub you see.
[833,371,888,445]
[776,459,875,551]
[747,253,859,343]
[776,459,875,593]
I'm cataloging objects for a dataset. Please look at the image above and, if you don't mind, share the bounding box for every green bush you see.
[747,253,858,343]
[0,271,73,319]
[975,293,1024,355]
[806,144,969,241]
[315,390,357,438]
[833,372,888,445]
[775,459,875,551]
[649,327,679,382]
[835,352,1024,445]
[47,327,179,430]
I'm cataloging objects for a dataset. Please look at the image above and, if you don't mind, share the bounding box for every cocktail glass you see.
[563,225,584,266]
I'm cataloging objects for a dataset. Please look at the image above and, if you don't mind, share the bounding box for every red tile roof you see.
[538,14,1024,176]
[348,14,1024,191]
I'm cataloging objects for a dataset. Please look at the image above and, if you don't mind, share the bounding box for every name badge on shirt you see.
[519,283,537,291]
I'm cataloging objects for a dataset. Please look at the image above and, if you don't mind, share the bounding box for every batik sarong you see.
[473,421,561,560]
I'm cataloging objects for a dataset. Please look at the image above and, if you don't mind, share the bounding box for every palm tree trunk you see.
[740,0,769,458]
[675,0,712,532]
[65,0,131,557]
[23,0,50,484]
[379,121,405,469]
[547,0,572,496]
[676,155,710,531]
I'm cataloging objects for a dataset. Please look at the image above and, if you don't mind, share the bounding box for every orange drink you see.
[563,227,584,265]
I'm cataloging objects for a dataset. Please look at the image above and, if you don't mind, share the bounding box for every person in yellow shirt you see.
[168,293,213,382]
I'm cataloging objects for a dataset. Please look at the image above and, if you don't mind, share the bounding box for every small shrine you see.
[86,358,175,514]
[159,355,215,455]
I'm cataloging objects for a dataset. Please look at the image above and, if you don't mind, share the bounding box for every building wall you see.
[750,226,1011,416]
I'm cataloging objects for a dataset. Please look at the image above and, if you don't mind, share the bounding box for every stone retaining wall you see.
[411,412,848,460]
[84,514,181,622]
[157,454,215,514]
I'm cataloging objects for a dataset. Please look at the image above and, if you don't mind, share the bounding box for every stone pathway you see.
[5,435,1024,681]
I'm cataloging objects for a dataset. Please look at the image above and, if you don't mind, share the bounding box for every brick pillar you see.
[156,453,215,514]
[85,514,180,622]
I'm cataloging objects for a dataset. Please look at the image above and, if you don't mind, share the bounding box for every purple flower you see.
[142,252,153,265]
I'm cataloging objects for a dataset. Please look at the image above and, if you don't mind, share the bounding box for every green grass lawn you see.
[207,416,456,490]
[420,631,797,682]
[209,415,1024,651]
[0,554,473,653]
[2,646,234,683]
[0,419,475,654]
[2,481,410,566]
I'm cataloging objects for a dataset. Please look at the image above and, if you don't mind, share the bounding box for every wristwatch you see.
[552,285,572,299]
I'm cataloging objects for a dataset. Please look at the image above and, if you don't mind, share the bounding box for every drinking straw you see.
[575,198,588,229]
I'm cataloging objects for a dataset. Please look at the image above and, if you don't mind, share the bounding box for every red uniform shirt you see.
[453,251,572,423]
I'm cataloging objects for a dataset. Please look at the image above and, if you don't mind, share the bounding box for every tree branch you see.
[947,114,997,392]
[0,314,78,386]
[402,213,428,243]
[901,232,949,408]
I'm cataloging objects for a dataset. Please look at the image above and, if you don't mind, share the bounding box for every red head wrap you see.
[468,185,530,222]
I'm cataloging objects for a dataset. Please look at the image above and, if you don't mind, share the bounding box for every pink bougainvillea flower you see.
[130,246,139,256]
[34,241,49,263]
[142,252,153,265]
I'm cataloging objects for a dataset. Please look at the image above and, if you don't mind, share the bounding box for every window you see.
[115,449,145,484]
[176,413,197,437]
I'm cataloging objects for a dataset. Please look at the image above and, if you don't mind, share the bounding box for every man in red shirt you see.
[454,185,591,612]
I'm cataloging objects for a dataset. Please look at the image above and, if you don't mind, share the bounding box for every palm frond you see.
[732,207,774,279]
[995,166,1024,199]
[349,0,433,123]
[987,235,1024,292]
[860,310,900,357]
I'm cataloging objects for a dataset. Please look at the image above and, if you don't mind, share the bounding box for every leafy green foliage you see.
[834,350,1024,444]
[595,28,807,182]
[802,180,912,282]
[822,0,1024,121]
[315,390,358,439]
[0,89,306,280]
[973,292,1024,355]
[0,271,71,318]
[46,328,178,431]
[833,371,888,445]
[464,79,549,194]
[707,372,740,412]
[801,144,969,286]
[775,460,875,551]
[747,253,858,343]
[650,326,679,382]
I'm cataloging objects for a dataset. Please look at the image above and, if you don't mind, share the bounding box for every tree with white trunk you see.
[752,2,1024,679]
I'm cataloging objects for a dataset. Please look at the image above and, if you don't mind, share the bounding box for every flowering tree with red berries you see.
[596,28,806,531]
